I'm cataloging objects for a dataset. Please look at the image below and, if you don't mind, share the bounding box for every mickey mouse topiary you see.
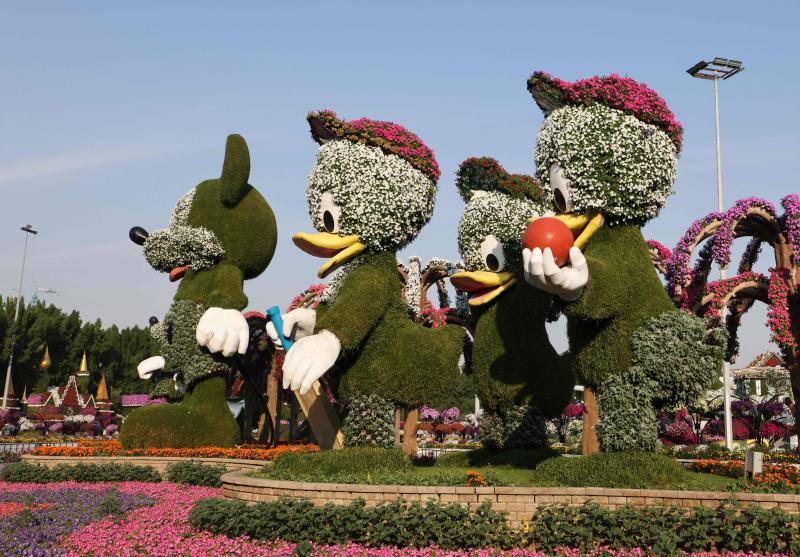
[120,134,277,448]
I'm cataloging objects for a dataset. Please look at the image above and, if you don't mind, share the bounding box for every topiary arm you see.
[563,253,627,320]
[315,258,396,352]
[175,263,247,310]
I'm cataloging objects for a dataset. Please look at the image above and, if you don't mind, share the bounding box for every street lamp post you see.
[687,57,744,450]
[2,224,38,410]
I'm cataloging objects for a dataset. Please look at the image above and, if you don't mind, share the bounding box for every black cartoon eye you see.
[319,192,341,234]
[549,164,573,213]
[479,235,505,272]
[323,210,336,233]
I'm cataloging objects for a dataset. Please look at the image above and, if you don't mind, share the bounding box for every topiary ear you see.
[220,134,250,207]
[455,157,509,202]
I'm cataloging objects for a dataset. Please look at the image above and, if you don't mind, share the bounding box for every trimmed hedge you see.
[189,497,513,549]
[0,461,162,483]
[269,447,411,478]
[526,451,686,489]
[165,461,226,487]
[189,497,800,553]
[434,448,556,469]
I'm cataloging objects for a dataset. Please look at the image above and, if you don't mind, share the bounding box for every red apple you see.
[522,217,574,266]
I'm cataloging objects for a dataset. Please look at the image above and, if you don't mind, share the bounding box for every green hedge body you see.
[175,135,278,310]
[119,375,240,449]
[189,496,800,553]
[165,461,226,487]
[317,252,463,407]
[471,283,573,417]
[1,462,161,483]
[564,225,674,388]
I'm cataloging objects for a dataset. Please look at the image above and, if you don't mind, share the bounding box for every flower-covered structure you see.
[522,71,725,453]
[280,111,464,453]
[449,157,574,449]
[120,134,278,448]
[650,194,800,428]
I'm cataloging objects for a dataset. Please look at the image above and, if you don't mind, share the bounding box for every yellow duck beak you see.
[450,270,517,307]
[548,211,605,250]
[292,232,366,278]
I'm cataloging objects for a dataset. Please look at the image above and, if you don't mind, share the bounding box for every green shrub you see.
[269,447,411,479]
[1,462,162,483]
[188,497,800,553]
[165,461,226,487]
[525,501,800,554]
[527,452,686,489]
[189,497,515,549]
[435,448,556,469]
[342,394,395,448]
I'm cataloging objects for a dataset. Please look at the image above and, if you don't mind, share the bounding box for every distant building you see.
[732,351,790,398]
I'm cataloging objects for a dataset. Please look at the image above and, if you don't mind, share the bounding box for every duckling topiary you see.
[273,111,464,440]
[521,72,725,452]
[120,134,277,448]
[450,157,574,449]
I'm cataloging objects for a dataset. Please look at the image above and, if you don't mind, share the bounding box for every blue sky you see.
[1,1,798,366]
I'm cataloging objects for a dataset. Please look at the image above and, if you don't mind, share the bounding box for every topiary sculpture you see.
[120,134,277,448]
[269,111,464,449]
[521,72,725,453]
[449,157,574,449]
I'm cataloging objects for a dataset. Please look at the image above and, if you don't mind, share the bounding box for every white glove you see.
[137,356,165,380]
[266,308,317,350]
[522,246,588,302]
[195,307,249,357]
[282,330,340,394]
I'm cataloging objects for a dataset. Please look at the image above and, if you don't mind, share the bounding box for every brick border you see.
[221,472,800,526]
[21,454,266,474]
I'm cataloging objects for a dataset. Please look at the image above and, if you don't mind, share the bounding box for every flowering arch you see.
[649,195,800,427]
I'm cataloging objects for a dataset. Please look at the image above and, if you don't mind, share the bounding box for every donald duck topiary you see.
[521,72,726,452]
[450,157,574,449]
[271,111,464,446]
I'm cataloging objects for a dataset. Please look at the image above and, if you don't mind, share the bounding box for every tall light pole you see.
[2,224,38,410]
[687,57,744,450]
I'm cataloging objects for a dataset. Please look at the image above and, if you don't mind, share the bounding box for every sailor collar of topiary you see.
[450,157,549,306]
[527,70,681,249]
[294,111,439,278]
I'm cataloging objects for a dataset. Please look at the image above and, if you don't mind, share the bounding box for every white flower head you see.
[142,188,226,272]
[534,104,678,225]
[458,190,547,272]
[307,140,436,251]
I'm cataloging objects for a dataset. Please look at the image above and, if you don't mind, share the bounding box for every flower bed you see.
[1,480,798,555]
[30,439,318,460]
[688,459,800,493]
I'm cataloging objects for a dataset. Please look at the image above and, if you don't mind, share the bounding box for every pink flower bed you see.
[0,481,790,556]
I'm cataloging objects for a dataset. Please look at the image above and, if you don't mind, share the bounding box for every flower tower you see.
[649,194,800,427]
[94,374,113,415]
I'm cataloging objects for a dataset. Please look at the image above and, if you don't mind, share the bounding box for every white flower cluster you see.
[17,416,35,432]
[307,140,436,251]
[457,190,546,272]
[142,187,225,273]
[534,104,678,225]
[64,414,94,423]
[403,255,423,317]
